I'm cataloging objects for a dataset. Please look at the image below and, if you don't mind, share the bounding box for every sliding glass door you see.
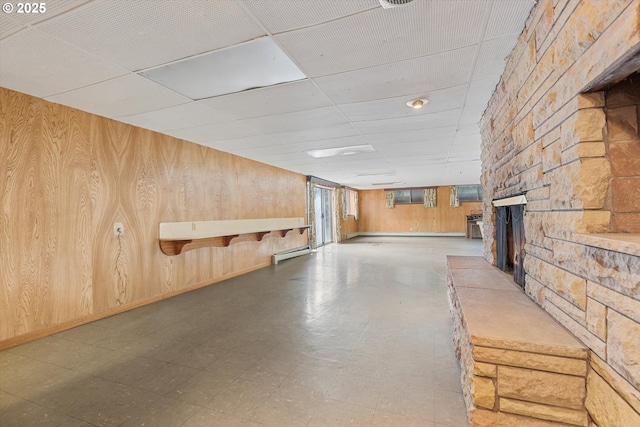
[313,187,333,247]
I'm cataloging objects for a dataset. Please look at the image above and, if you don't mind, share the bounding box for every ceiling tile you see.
[473,36,519,80]
[199,80,332,120]
[166,120,260,144]
[289,135,371,152]
[37,0,265,71]
[485,0,534,39]
[466,78,500,105]
[269,123,361,144]
[0,17,25,40]
[241,0,378,33]
[449,143,481,158]
[286,164,340,176]
[396,164,448,186]
[45,74,190,118]
[313,46,476,104]
[7,0,91,25]
[354,109,461,134]
[387,155,449,167]
[116,102,230,132]
[231,144,300,158]
[238,106,347,134]
[442,160,481,185]
[208,135,286,152]
[458,104,486,125]
[458,123,482,135]
[452,132,481,147]
[365,126,457,146]
[275,0,488,77]
[338,85,467,122]
[319,153,389,168]
[0,29,129,98]
[245,151,321,167]
[375,139,451,158]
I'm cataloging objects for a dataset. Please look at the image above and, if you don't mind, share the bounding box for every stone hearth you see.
[447,256,589,426]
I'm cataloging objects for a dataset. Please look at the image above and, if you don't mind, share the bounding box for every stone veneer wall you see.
[480,1,640,426]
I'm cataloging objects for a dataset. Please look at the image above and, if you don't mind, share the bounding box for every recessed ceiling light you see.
[379,0,414,9]
[139,37,306,100]
[406,98,428,109]
[306,144,376,159]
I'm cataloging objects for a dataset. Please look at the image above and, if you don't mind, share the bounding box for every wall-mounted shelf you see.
[159,218,309,256]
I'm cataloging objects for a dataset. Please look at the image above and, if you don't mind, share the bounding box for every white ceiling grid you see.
[0,0,535,189]
[2,0,90,25]
[45,74,191,118]
[269,123,362,145]
[0,17,24,39]
[0,28,129,98]
[289,135,373,153]
[199,80,333,121]
[117,102,232,132]
[36,0,265,71]
[166,120,260,145]
[240,0,379,34]
[338,85,467,122]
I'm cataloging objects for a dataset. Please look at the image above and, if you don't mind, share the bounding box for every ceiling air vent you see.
[379,0,414,9]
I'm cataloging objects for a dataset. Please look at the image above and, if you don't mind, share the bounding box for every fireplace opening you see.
[495,203,526,288]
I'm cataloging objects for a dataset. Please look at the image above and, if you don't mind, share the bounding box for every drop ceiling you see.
[0,0,534,189]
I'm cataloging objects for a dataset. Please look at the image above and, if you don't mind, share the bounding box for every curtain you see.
[334,189,342,242]
[340,188,347,221]
[385,190,395,208]
[450,186,459,207]
[423,188,436,208]
[307,182,317,249]
[354,191,359,220]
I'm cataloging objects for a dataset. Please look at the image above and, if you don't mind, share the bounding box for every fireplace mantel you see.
[492,195,527,207]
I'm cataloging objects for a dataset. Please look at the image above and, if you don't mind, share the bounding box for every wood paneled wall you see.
[358,187,481,233]
[339,215,359,241]
[0,88,307,346]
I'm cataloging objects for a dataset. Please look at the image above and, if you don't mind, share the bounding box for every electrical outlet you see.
[114,223,124,236]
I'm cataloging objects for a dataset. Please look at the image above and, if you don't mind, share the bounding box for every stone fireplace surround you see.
[475,0,640,426]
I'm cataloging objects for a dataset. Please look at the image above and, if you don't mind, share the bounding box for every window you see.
[457,185,483,202]
[392,189,425,205]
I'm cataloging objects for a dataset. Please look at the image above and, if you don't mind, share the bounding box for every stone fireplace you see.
[477,0,640,426]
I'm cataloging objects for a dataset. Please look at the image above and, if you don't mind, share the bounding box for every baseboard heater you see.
[349,232,465,238]
[272,245,311,264]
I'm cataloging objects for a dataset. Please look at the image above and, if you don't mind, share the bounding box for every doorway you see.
[313,186,333,247]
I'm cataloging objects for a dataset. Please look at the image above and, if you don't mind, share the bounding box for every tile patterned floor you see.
[0,236,483,426]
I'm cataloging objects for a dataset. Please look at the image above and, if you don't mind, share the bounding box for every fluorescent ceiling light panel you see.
[371,181,405,186]
[306,144,376,159]
[354,171,396,177]
[139,37,306,100]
